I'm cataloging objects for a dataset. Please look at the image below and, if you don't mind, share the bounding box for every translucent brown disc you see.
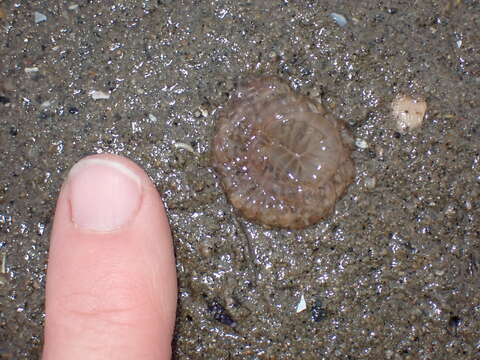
[213,76,355,229]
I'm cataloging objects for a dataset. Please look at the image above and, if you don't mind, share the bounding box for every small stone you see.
[448,315,461,332]
[68,4,79,10]
[364,177,376,189]
[68,106,79,114]
[207,300,236,327]
[311,301,327,322]
[391,94,427,133]
[0,96,10,104]
[90,90,110,100]
[198,241,213,258]
[34,11,47,23]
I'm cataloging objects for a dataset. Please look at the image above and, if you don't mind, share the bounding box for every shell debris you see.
[34,11,47,23]
[89,90,110,100]
[391,94,427,133]
[330,12,348,27]
[296,294,307,313]
[173,141,196,154]
[355,138,368,149]
[24,67,39,73]
[0,252,7,286]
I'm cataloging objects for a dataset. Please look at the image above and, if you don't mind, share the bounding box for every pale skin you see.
[42,154,177,360]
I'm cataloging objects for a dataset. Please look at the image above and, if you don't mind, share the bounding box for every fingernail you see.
[67,157,143,232]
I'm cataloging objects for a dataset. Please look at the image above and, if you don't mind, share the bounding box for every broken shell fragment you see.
[391,94,427,133]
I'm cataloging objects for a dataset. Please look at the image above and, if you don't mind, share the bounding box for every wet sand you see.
[0,1,479,358]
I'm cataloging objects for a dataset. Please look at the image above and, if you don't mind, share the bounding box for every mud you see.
[0,1,479,359]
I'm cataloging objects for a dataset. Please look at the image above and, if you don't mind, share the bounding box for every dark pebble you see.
[68,106,79,114]
[0,96,10,104]
[448,315,461,335]
[311,302,328,322]
[207,300,236,327]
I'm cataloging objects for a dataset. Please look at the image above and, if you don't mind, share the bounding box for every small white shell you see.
[296,294,307,313]
[34,12,47,23]
[174,141,196,154]
[330,13,348,27]
[392,95,427,133]
[355,138,368,149]
[90,90,110,100]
